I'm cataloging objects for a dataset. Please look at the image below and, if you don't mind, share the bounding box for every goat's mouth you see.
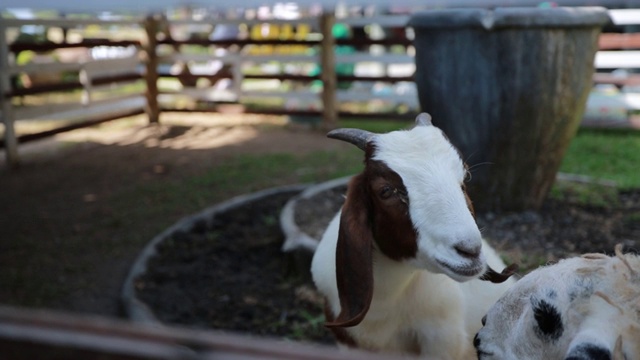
[476,349,494,359]
[436,259,484,278]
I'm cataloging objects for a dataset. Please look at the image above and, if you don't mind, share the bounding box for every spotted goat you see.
[311,113,517,359]
[475,244,640,360]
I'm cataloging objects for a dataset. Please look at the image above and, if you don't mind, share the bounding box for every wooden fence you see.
[0,17,147,167]
[1,8,640,168]
[586,9,640,126]
[0,305,408,360]
[0,12,418,168]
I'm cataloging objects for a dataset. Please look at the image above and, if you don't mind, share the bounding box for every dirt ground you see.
[133,169,640,344]
[0,112,349,318]
[2,113,639,346]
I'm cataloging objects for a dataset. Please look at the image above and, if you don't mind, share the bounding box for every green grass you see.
[559,128,640,189]
[103,149,363,237]
[548,181,619,208]
[338,119,412,133]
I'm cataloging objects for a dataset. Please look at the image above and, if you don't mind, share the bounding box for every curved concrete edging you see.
[120,184,310,324]
[280,176,352,254]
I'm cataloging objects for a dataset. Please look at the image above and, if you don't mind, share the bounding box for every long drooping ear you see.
[325,174,374,328]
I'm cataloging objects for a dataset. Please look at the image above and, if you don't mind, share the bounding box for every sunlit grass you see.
[559,128,640,189]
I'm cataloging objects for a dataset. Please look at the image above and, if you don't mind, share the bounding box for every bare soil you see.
[135,172,640,344]
[134,189,336,344]
[0,113,349,317]
[2,113,639,345]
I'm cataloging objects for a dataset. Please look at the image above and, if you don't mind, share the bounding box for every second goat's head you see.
[327,113,487,325]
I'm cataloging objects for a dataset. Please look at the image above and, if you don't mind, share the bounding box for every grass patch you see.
[338,119,412,133]
[105,149,363,237]
[549,180,619,208]
[559,128,640,189]
[623,211,640,227]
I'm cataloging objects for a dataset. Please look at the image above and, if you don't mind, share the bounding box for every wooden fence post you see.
[320,12,337,130]
[0,19,20,168]
[143,14,160,124]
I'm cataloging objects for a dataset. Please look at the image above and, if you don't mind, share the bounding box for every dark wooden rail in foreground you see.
[0,306,408,360]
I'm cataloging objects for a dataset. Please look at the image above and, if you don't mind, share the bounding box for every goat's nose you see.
[454,242,481,259]
[473,333,481,348]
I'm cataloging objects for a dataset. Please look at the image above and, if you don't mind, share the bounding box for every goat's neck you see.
[371,248,422,298]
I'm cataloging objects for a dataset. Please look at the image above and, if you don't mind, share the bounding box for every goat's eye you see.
[379,186,393,199]
[464,171,472,183]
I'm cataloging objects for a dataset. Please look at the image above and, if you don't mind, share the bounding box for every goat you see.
[475,244,640,360]
[311,113,516,359]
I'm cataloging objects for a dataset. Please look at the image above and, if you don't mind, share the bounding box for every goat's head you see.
[327,113,504,327]
[475,245,640,360]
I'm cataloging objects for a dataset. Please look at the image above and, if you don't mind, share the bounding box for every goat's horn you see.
[327,128,375,151]
[415,112,433,126]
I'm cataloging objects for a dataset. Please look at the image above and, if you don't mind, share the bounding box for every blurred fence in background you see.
[1,7,639,167]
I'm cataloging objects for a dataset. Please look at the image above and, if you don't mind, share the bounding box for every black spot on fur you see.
[532,298,563,341]
[565,343,611,360]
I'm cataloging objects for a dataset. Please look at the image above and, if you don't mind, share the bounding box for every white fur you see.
[475,248,640,360]
[311,124,514,359]
[373,126,486,281]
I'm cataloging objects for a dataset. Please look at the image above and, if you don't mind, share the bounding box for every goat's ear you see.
[326,174,374,328]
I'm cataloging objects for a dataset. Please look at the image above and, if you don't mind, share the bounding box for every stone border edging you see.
[120,184,310,324]
[279,176,352,254]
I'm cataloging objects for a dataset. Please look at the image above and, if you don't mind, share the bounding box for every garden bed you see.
[128,178,640,344]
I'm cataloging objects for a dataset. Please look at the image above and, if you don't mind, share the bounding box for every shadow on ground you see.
[0,112,353,317]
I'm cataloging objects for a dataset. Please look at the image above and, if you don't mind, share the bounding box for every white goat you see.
[311,113,516,359]
[475,244,640,360]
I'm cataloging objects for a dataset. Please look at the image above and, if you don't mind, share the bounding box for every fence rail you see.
[2,8,640,167]
[0,305,405,360]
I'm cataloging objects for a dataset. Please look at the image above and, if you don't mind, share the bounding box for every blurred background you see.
[1,1,639,358]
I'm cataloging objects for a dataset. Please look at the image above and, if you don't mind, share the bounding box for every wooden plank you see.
[608,9,640,26]
[159,38,320,47]
[2,18,142,28]
[242,74,413,82]
[160,87,238,103]
[167,17,318,27]
[164,107,418,121]
[8,81,83,97]
[0,108,145,148]
[593,73,640,86]
[7,72,141,97]
[238,89,419,105]
[7,56,140,77]
[240,90,318,100]
[13,95,146,121]
[336,38,412,46]
[336,53,413,64]
[0,306,404,360]
[161,53,318,64]
[7,61,82,76]
[320,12,337,130]
[595,51,640,69]
[83,55,140,78]
[340,15,409,27]
[0,21,19,168]
[337,91,419,105]
[9,40,141,53]
[599,33,640,50]
[144,15,160,124]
